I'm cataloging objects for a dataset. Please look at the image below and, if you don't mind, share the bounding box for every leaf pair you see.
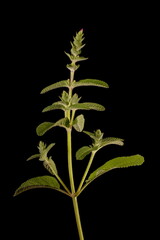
[42,100,105,113]
[27,141,58,175]
[76,129,124,160]
[40,78,109,94]
[42,91,105,113]
[14,154,144,197]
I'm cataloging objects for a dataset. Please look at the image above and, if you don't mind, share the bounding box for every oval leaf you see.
[36,122,55,136]
[14,176,60,196]
[76,146,93,160]
[73,79,109,88]
[41,80,69,94]
[86,154,144,183]
[71,102,105,111]
[73,114,85,132]
[36,118,69,136]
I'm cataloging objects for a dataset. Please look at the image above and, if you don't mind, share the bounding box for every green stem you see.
[76,151,96,195]
[55,173,71,196]
[67,67,84,239]
[72,196,84,240]
[67,128,84,239]
[70,69,75,82]
[67,128,75,193]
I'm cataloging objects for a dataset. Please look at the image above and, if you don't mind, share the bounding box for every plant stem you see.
[67,127,84,239]
[55,173,71,195]
[67,128,75,193]
[67,67,84,239]
[76,151,96,195]
[72,196,84,240]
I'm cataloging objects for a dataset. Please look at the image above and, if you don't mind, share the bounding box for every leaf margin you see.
[86,154,144,183]
[13,175,61,197]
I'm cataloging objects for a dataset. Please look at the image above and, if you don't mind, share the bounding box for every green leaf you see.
[36,122,55,136]
[43,157,58,175]
[71,102,105,111]
[40,80,69,94]
[86,155,144,183]
[42,102,66,112]
[36,118,70,136]
[70,93,81,105]
[27,154,40,161]
[76,146,93,160]
[100,137,124,148]
[38,142,56,161]
[83,130,104,141]
[73,114,85,132]
[54,117,70,128]
[60,91,69,104]
[73,79,109,88]
[14,176,60,196]
[27,142,55,162]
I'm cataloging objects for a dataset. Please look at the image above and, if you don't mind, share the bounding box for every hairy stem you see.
[67,127,84,239]
[72,196,84,240]
[76,151,96,195]
[67,68,84,239]
[67,128,75,193]
[54,173,71,196]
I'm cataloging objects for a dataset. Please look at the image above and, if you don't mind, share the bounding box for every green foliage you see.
[73,114,85,132]
[43,156,58,175]
[76,146,93,160]
[73,79,109,88]
[70,102,105,111]
[14,29,144,240]
[41,80,69,94]
[42,102,66,112]
[27,141,58,176]
[14,176,60,196]
[36,118,70,136]
[65,28,87,72]
[76,129,124,160]
[86,155,144,183]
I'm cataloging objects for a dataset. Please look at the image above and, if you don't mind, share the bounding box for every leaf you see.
[71,102,105,111]
[36,118,69,136]
[39,142,56,161]
[27,142,55,161]
[14,176,60,196]
[27,154,40,161]
[100,137,124,148]
[76,146,93,160]
[36,122,55,136]
[40,80,69,94]
[74,56,88,62]
[73,114,85,132]
[43,157,58,175]
[83,130,104,141]
[54,117,70,128]
[60,91,69,104]
[86,155,144,183]
[73,79,109,88]
[70,93,81,105]
[42,102,66,112]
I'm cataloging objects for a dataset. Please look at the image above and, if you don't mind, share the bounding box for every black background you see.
[1,3,157,240]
